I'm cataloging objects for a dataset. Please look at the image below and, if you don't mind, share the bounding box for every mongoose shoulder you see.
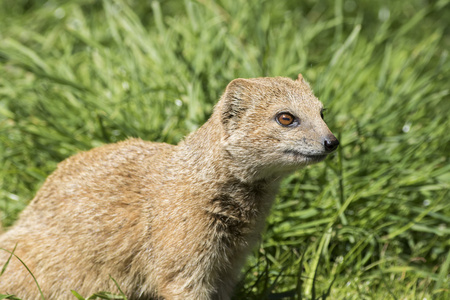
[0,75,339,300]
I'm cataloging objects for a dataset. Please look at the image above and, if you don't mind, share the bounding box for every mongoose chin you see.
[0,74,339,300]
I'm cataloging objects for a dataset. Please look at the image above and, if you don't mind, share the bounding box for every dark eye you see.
[276,113,296,126]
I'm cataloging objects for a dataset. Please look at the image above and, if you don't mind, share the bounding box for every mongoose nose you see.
[324,135,339,152]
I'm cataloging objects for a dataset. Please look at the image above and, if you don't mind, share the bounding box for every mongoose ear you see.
[296,73,305,84]
[296,73,311,88]
[220,78,251,132]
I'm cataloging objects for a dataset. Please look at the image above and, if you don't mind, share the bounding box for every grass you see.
[0,0,449,299]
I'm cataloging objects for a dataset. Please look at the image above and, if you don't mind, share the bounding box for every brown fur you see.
[0,75,338,299]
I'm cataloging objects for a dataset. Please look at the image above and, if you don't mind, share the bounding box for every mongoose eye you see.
[276,113,296,126]
[320,108,326,120]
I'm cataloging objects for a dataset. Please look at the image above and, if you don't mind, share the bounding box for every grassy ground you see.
[0,0,449,299]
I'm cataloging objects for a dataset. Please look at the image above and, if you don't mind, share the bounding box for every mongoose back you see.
[0,75,339,299]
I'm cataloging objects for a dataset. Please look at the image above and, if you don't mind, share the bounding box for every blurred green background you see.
[0,0,449,299]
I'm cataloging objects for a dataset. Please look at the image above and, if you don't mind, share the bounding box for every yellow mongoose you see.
[0,75,339,299]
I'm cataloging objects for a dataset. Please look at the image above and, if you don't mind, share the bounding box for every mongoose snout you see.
[0,74,339,300]
[323,135,340,152]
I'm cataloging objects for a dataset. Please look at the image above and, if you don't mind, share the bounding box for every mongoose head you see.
[217,74,339,179]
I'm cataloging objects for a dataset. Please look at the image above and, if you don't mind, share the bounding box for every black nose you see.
[324,135,339,152]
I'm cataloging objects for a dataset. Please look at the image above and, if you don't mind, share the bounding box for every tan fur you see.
[0,75,338,299]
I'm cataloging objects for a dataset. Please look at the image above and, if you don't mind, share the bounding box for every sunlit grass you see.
[0,0,449,299]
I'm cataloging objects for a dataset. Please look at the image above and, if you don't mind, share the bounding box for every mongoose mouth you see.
[304,154,328,163]
[283,149,328,162]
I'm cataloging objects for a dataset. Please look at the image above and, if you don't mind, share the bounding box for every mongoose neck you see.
[177,114,286,187]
